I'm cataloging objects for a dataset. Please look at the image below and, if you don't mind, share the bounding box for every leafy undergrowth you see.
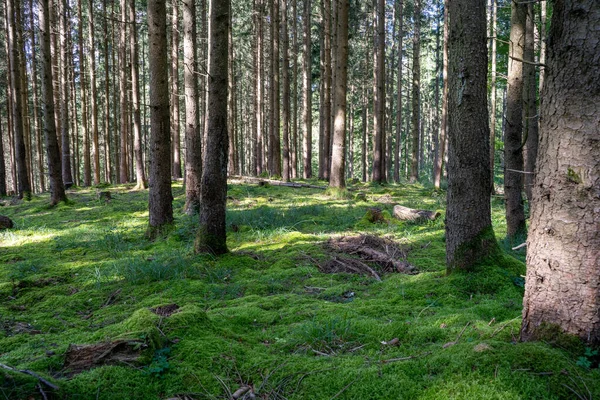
[0,181,597,399]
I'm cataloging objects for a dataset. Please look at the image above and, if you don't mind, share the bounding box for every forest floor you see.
[0,180,598,399]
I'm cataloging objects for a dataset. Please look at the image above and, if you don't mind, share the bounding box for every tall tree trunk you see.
[103,0,111,183]
[88,0,101,184]
[39,0,67,205]
[77,0,90,186]
[227,11,237,175]
[196,0,230,255]
[522,4,538,204]
[394,0,403,183]
[183,0,201,213]
[129,0,147,189]
[147,0,173,238]
[431,10,441,186]
[446,0,498,272]
[521,0,600,345]
[291,0,298,178]
[504,1,527,240]
[119,0,129,183]
[6,0,31,199]
[302,0,312,178]
[0,109,7,196]
[318,0,331,181]
[488,0,497,193]
[254,0,264,176]
[281,0,291,181]
[409,0,421,182]
[49,0,61,151]
[329,0,348,189]
[372,0,385,183]
[171,0,181,179]
[269,0,281,177]
[30,0,46,193]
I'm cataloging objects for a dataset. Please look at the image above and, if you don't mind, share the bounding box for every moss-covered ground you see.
[1,181,598,399]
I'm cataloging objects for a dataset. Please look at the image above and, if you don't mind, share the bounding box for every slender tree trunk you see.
[522,4,538,204]
[196,0,230,254]
[361,66,368,182]
[394,0,403,183]
[431,11,441,186]
[291,0,298,178]
[77,0,91,186]
[269,0,281,177]
[39,0,67,205]
[504,0,527,240]
[281,0,291,181]
[29,0,46,193]
[171,0,181,179]
[87,0,101,184]
[329,0,348,189]
[119,0,129,183]
[446,0,498,272]
[128,0,147,189]
[254,0,264,176]
[409,0,421,183]
[488,0,497,192]
[227,11,237,175]
[521,0,600,345]
[372,0,385,183]
[302,0,312,178]
[183,0,201,213]
[6,0,31,199]
[49,0,61,151]
[147,0,173,238]
[103,0,111,183]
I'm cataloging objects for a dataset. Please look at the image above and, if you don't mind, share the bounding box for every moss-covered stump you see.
[0,215,14,230]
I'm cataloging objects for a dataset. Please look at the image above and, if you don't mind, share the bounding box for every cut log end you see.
[393,205,440,223]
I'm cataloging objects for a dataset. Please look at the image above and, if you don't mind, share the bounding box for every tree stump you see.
[0,215,14,230]
[393,205,440,223]
[97,191,112,203]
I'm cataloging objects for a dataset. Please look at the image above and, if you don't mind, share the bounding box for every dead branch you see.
[381,351,433,364]
[443,322,471,348]
[0,363,59,391]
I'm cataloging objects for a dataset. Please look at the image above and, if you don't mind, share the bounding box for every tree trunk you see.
[88,0,101,184]
[76,0,90,186]
[522,4,538,204]
[254,0,264,176]
[183,0,201,213]
[119,0,129,183]
[196,0,230,255]
[409,0,420,183]
[269,0,281,177]
[488,0,497,193]
[170,0,181,179]
[446,0,498,272]
[30,0,46,193]
[39,0,67,205]
[6,0,31,199]
[147,0,173,238]
[431,10,441,187]
[227,10,237,175]
[329,0,348,189]
[281,0,291,181]
[302,0,312,178]
[393,0,403,183]
[503,1,527,240]
[291,0,298,178]
[103,0,111,183]
[0,106,7,196]
[129,0,147,189]
[372,0,385,183]
[521,0,600,345]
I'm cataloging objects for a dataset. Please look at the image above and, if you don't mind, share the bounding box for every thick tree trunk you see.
[488,0,497,193]
[521,0,600,345]
[446,0,497,272]
[302,0,312,178]
[119,0,129,183]
[171,0,181,179]
[409,0,420,183]
[39,0,67,205]
[329,0,348,189]
[183,0,201,213]
[281,0,291,181]
[504,1,527,240]
[147,0,173,238]
[372,0,385,183]
[88,0,101,185]
[393,0,403,183]
[6,0,31,199]
[196,0,230,255]
[130,0,147,189]
[522,4,538,204]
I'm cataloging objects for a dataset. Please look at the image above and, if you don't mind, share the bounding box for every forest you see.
[0,0,599,398]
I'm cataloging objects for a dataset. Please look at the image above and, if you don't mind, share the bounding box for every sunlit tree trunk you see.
[522,4,538,204]
[196,0,230,255]
[29,0,46,193]
[147,0,173,238]
[281,0,291,181]
[39,0,67,205]
[446,0,497,271]
[171,0,181,179]
[409,0,421,182]
[394,0,403,183]
[76,0,90,186]
[254,0,264,176]
[521,0,600,345]
[291,0,298,178]
[103,0,111,183]
[269,0,281,177]
[302,0,312,178]
[488,0,497,193]
[372,0,385,183]
[87,0,101,184]
[119,0,129,183]
[0,118,6,196]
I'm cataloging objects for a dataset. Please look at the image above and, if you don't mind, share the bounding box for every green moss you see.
[567,167,583,184]
[447,225,502,273]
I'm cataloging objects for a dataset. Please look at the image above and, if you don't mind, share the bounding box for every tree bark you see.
[329,0,348,189]
[522,4,538,204]
[409,0,420,183]
[119,0,129,183]
[29,0,46,193]
[183,0,201,213]
[196,0,230,255]
[147,0,173,238]
[88,0,101,185]
[269,0,281,177]
[488,0,497,193]
[372,0,385,183]
[504,0,527,240]
[39,0,67,205]
[393,0,403,183]
[77,0,90,186]
[103,0,111,183]
[521,0,600,345]
[281,0,291,181]
[171,0,181,179]
[0,117,5,196]
[446,0,498,272]
[254,0,264,176]
[302,0,312,178]
[291,0,299,178]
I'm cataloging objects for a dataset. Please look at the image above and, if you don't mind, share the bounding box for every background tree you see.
[171,0,181,180]
[446,0,497,271]
[302,0,312,179]
[521,0,599,345]
[130,0,147,189]
[371,0,385,183]
[196,0,230,255]
[409,0,421,182]
[147,0,173,238]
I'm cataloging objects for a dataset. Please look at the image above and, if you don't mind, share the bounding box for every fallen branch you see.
[330,379,357,399]
[512,242,527,250]
[381,351,433,364]
[442,322,470,348]
[0,363,59,391]
[490,317,521,338]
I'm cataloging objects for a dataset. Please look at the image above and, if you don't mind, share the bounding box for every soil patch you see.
[319,235,416,280]
[150,303,180,317]
[63,340,147,376]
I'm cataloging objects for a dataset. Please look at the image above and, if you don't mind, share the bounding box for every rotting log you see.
[0,215,14,230]
[393,205,440,223]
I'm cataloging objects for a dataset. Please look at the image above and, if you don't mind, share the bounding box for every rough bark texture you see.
[78,0,90,186]
[503,1,527,239]
[0,117,6,196]
[30,0,46,193]
[254,0,264,176]
[521,0,600,345]
[147,0,173,238]
[130,0,147,189]
[302,0,312,179]
[195,0,230,255]
[183,0,201,214]
[409,0,420,183]
[488,0,497,193]
[88,0,101,185]
[372,0,385,183]
[281,0,291,182]
[171,0,181,179]
[329,0,348,189]
[393,205,440,223]
[522,4,538,204]
[394,0,403,183]
[119,0,129,183]
[39,0,67,205]
[446,0,497,272]
[269,0,281,177]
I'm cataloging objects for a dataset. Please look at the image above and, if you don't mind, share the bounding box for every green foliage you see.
[577,348,599,369]
[0,183,598,399]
